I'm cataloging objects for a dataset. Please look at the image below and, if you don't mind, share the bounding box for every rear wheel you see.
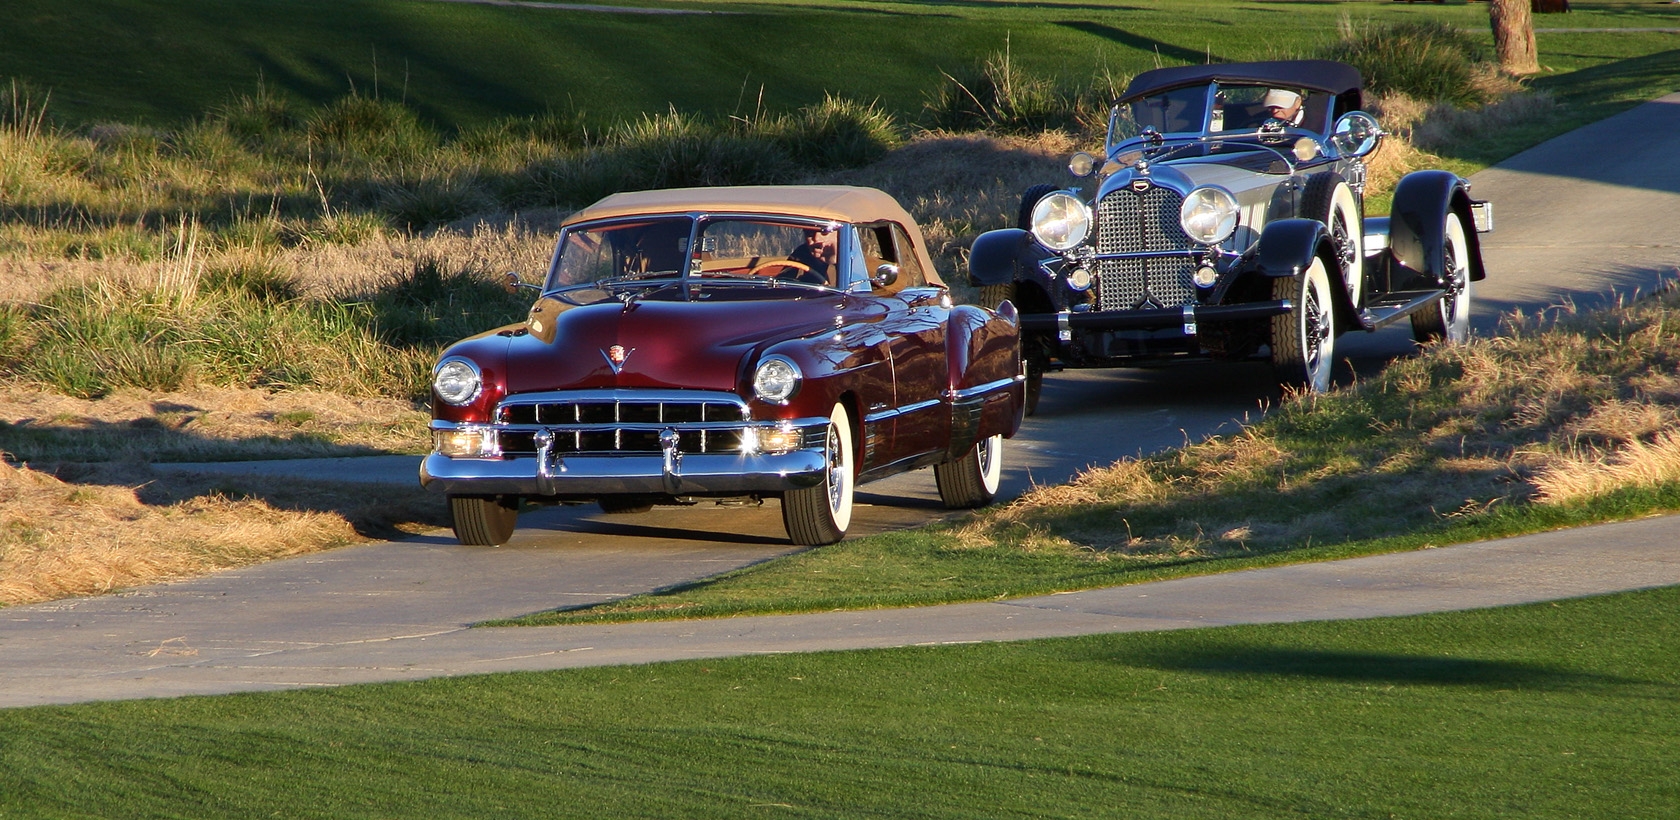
[781,403,855,546]
[1023,363,1044,417]
[448,494,519,546]
[1411,213,1473,345]
[1270,256,1337,393]
[935,434,1003,509]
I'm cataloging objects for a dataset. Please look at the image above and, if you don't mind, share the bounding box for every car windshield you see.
[1110,82,1321,149]
[547,215,849,297]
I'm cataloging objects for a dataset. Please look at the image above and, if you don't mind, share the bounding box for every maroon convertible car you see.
[421,185,1025,546]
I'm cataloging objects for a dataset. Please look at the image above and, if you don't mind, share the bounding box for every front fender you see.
[968,228,1048,287]
[1254,218,1329,279]
[1390,170,1488,287]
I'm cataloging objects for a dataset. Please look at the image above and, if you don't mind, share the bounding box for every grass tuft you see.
[1323,18,1501,107]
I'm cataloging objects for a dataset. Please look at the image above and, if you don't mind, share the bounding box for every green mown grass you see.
[4,587,1676,817]
[5,0,1654,130]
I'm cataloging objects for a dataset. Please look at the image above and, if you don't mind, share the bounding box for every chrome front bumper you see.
[419,425,830,498]
[420,450,828,497]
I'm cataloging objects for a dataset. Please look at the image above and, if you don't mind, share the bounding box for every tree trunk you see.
[1490,0,1540,75]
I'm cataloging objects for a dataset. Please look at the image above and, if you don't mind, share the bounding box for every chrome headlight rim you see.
[1179,186,1240,246]
[752,355,802,405]
[433,357,483,406]
[1030,191,1093,252]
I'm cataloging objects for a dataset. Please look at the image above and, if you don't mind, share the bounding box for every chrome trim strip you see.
[947,376,1018,402]
[863,398,943,425]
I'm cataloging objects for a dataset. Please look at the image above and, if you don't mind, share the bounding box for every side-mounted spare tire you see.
[1299,172,1365,311]
[1017,183,1063,231]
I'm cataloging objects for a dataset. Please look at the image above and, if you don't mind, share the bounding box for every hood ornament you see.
[602,345,633,375]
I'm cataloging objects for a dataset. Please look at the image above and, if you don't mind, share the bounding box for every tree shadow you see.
[1113,644,1657,691]
[1052,20,1225,67]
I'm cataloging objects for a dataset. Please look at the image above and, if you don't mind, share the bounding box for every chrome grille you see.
[495,393,751,455]
[1094,185,1196,309]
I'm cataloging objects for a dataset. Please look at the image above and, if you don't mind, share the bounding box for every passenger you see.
[1262,88,1305,128]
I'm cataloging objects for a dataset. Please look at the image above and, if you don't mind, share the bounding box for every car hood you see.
[504,294,854,394]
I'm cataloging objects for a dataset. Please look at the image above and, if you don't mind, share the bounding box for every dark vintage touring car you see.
[969,60,1492,413]
[422,186,1025,546]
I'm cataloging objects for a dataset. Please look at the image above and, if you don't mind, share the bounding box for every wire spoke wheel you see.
[1271,256,1337,394]
[1411,212,1473,345]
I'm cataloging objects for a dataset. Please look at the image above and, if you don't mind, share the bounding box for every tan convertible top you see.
[563,185,942,286]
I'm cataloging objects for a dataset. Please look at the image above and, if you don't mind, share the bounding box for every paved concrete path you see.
[3,515,1677,708]
[6,93,1680,710]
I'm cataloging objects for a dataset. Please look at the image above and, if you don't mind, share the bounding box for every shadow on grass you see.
[1119,645,1651,690]
[1052,20,1225,66]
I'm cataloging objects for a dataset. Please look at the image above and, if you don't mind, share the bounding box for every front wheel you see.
[1411,212,1473,345]
[781,403,855,546]
[1270,256,1338,394]
[448,494,519,546]
[935,434,1003,509]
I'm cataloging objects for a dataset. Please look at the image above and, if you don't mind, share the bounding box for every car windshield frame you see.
[542,212,870,302]
[1107,81,1329,146]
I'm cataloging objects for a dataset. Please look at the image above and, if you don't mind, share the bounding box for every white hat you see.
[1263,89,1301,109]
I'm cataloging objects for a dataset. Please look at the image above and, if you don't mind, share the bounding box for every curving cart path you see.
[4,94,1680,709]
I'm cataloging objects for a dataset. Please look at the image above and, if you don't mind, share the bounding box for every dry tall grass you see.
[0,459,445,605]
[956,285,1680,560]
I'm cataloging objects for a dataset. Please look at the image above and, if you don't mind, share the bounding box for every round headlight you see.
[433,359,482,406]
[1179,186,1239,246]
[1030,192,1092,251]
[753,357,801,404]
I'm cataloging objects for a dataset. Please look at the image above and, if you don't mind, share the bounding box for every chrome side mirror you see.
[1332,111,1383,158]
[871,263,900,289]
[503,271,541,294]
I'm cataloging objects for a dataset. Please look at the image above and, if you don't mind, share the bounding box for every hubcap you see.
[826,422,846,514]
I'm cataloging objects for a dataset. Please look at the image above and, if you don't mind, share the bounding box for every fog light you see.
[751,423,802,455]
[435,427,497,458]
[1066,267,1093,291]
[1193,266,1219,288]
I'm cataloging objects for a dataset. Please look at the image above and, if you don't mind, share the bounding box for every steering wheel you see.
[748,259,811,277]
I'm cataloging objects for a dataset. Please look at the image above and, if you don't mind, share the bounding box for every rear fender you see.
[946,303,1024,448]
[1389,170,1488,288]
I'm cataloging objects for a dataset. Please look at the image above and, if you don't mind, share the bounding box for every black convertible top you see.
[1119,60,1363,104]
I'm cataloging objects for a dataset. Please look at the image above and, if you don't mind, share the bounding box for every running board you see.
[1357,289,1445,331]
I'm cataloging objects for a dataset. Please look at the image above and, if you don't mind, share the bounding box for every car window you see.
[886,224,927,288]
[552,217,692,287]
[699,219,809,261]
[1125,85,1209,135]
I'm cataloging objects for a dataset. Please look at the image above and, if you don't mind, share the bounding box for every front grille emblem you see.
[1130,178,1151,192]
[602,345,633,374]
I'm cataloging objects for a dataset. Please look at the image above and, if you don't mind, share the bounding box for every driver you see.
[781,225,838,284]
[1262,88,1304,128]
